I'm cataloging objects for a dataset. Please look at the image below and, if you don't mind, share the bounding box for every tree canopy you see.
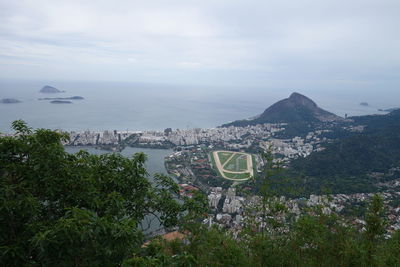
[0,120,191,266]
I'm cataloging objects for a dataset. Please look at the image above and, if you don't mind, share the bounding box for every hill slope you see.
[288,110,400,194]
[223,92,344,127]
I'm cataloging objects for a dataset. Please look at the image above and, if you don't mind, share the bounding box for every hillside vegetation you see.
[289,110,400,194]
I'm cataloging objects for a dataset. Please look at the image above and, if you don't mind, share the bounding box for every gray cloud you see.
[0,0,399,88]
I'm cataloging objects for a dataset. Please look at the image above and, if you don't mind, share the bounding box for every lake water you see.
[1,79,398,133]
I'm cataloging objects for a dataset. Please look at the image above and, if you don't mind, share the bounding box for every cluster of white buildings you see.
[208,187,244,215]
[166,124,285,146]
[65,130,135,146]
[206,186,400,236]
[261,138,313,159]
[207,187,246,228]
[63,123,286,147]
[208,187,222,209]
[259,130,332,161]
[222,188,244,214]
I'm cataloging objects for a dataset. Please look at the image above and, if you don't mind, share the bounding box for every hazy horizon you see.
[0,0,399,91]
[1,1,399,132]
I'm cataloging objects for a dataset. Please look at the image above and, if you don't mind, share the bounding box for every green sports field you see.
[211,150,254,181]
[217,151,233,166]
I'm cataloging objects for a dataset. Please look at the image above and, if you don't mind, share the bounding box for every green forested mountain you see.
[288,110,400,194]
[353,109,400,132]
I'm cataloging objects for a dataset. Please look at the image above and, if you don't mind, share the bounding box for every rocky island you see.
[360,102,369,106]
[0,98,21,104]
[50,100,72,104]
[40,85,65,93]
[39,96,84,100]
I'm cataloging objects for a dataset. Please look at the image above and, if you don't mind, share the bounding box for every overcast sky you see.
[0,0,399,89]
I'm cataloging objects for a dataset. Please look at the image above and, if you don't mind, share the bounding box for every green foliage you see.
[289,125,400,194]
[286,110,400,195]
[247,148,303,198]
[186,227,248,266]
[135,199,400,267]
[32,208,141,266]
[365,195,386,243]
[180,191,209,233]
[363,194,387,263]
[137,227,248,266]
[0,121,188,266]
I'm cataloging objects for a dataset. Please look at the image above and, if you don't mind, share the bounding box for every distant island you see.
[0,98,21,104]
[50,100,72,104]
[39,96,84,100]
[40,85,65,93]
[360,102,369,106]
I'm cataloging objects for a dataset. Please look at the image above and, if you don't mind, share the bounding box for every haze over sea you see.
[1,79,398,133]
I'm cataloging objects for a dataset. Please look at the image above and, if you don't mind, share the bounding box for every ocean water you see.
[0,79,398,133]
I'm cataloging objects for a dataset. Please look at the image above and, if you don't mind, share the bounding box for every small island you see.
[0,98,21,104]
[50,100,72,104]
[39,96,84,100]
[40,85,65,93]
[360,102,369,106]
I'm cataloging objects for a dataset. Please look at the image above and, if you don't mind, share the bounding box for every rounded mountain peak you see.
[221,92,345,127]
[40,85,65,93]
[288,92,317,107]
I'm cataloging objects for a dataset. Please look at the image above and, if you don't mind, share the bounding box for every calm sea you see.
[1,79,397,133]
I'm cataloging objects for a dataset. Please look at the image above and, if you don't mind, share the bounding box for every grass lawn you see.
[223,172,251,180]
[217,152,233,166]
[211,150,254,181]
[224,154,248,171]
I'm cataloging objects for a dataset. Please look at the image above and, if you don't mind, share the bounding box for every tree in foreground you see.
[0,121,190,266]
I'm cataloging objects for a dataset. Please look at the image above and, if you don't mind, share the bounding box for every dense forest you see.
[287,110,400,194]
